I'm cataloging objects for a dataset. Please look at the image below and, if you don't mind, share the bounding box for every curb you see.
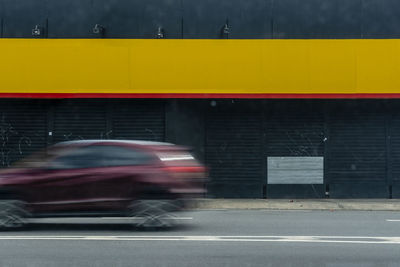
[189,199,400,211]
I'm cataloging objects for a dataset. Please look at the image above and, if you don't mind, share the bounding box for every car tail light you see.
[164,166,207,179]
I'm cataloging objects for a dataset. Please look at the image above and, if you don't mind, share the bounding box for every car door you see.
[77,145,159,210]
[27,144,159,213]
[25,145,108,213]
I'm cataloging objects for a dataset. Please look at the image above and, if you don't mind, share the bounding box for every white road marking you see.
[386,219,400,222]
[99,217,193,220]
[28,217,193,224]
[195,209,228,211]
[0,235,400,244]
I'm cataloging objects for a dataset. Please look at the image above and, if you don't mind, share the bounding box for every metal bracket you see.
[92,24,105,36]
[221,21,230,38]
[32,25,42,36]
[156,27,165,38]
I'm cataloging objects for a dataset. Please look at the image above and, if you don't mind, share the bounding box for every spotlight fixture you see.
[92,24,105,36]
[221,20,230,38]
[156,27,165,38]
[32,25,42,36]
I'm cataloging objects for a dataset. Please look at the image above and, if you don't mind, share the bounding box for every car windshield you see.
[11,147,71,169]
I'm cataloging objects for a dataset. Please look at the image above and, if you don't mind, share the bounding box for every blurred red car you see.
[0,140,206,229]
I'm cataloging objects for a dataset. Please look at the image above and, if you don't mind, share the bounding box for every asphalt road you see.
[1,210,400,267]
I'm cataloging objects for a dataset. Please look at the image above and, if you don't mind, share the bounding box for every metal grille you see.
[266,112,324,157]
[112,101,165,141]
[264,101,325,198]
[205,110,262,197]
[390,112,400,182]
[53,100,108,142]
[327,109,386,183]
[0,100,47,167]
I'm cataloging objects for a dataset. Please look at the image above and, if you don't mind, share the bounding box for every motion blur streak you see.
[0,140,207,230]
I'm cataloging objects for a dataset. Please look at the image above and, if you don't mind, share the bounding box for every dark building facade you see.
[2,0,400,39]
[1,0,400,198]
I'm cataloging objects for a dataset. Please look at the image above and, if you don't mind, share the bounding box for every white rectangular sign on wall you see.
[267,157,324,184]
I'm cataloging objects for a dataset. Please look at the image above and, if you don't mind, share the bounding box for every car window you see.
[49,148,98,169]
[99,146,154,167]
[49,145,154,169]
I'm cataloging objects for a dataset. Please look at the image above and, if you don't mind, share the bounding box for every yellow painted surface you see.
[0,39,399,94]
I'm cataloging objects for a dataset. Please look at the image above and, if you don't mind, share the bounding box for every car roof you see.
[54,140,175,147]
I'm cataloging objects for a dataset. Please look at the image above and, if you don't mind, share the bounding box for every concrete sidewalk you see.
[191,199,400,211]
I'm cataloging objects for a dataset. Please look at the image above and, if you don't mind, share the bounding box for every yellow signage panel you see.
[0,39,399,97]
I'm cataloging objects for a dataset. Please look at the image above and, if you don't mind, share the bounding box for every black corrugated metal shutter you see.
[53,100,108,142]
[205,102,262,198]
[265,101,325,198]
[327,101,388,198]
[53,100,165,143]
[389,102,400,197]
[0,100,47,167]
[112,100,165,141]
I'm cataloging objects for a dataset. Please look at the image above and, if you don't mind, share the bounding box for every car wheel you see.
[0,200,29,230]
[128,200,180,229]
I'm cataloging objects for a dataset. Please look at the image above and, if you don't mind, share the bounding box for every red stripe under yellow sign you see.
[0,39,399,98]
